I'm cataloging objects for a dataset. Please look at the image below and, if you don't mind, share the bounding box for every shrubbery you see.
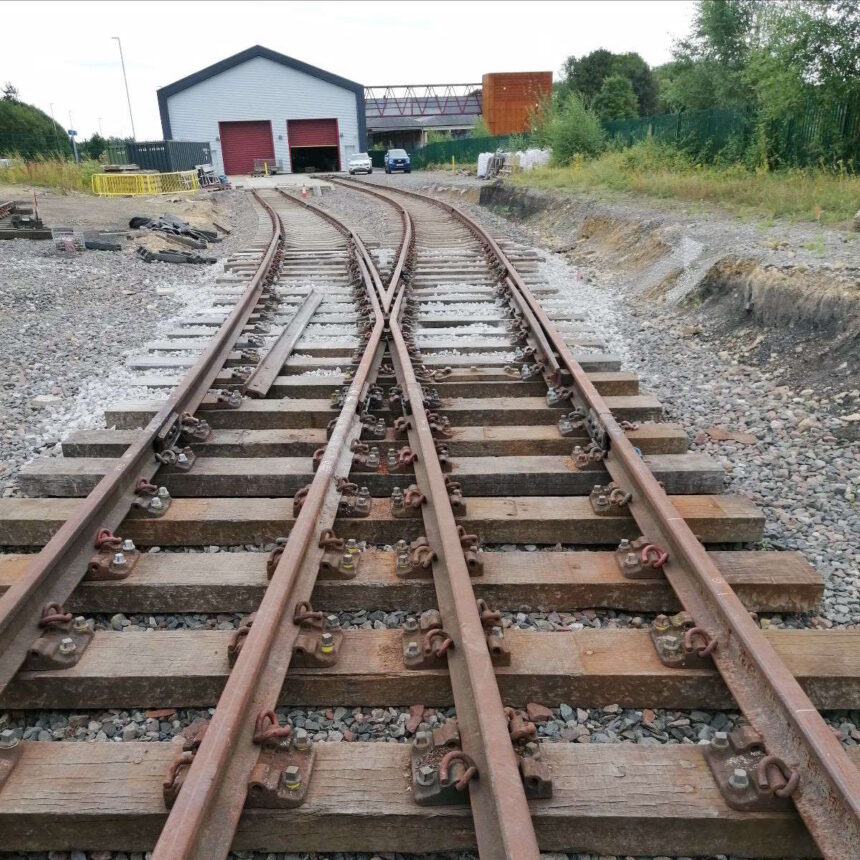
[532,93,605,166]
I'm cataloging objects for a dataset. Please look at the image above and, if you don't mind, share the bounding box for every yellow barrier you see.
[92,170,200,197]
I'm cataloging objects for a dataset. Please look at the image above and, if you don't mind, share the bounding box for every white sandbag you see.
[476,152,494,178]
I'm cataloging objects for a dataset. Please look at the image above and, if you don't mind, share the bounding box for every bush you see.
[544,93,605,165]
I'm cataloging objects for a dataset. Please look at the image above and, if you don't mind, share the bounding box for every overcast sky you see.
[2,0,695,140]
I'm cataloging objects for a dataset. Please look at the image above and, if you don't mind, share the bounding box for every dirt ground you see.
[397,171,860,399]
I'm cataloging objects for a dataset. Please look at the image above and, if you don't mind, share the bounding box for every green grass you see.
[508,143,860,226]
[0,158,101,193]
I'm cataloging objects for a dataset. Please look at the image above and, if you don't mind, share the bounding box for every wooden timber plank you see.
[0,740,836,856]
[1,628,854,710]
[0,549,823,615]
[62,422,688,459]
[0,495,763,547]
[102,394,660,430]
[285,352,623,372]
[17,453,723,498]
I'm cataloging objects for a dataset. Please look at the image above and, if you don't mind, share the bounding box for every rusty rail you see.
[343,178,860,859]
[151,191,397,859]
[0,191,284,697]
[243,289,321,398]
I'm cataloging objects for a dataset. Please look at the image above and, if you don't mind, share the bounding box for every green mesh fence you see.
[407,135,514,169]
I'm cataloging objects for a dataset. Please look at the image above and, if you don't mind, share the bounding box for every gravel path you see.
[0,190,257,496]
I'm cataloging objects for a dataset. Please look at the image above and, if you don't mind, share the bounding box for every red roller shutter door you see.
[219,120,275,175]
[287,118,339,147]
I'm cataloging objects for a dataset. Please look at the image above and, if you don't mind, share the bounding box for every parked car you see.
[384,149,411,173]
[347,152,373,175]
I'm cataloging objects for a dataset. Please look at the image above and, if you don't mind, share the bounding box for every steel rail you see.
[0,191,283,696]
[243,289,322,397]
[364,180,860,859]
[270,182,539,857]
[152,192,396,859]
[387,292,541,859]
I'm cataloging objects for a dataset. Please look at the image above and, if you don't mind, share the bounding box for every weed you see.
[0,157,101,193]
[509,140,860,225]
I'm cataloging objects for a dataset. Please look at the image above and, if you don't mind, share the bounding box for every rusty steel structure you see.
[0,175,857,860]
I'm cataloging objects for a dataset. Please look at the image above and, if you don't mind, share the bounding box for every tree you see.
[2,82,20,101]
[0,97,72,158]
[534,92,605,164]
[593,75,639,121]
[83,132,107,160]
[471,115,492,138]
[558,49,658,116]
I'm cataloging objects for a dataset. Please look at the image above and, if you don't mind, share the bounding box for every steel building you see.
[157,45,366,176]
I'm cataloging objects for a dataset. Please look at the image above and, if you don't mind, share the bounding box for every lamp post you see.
[112,36,136,140]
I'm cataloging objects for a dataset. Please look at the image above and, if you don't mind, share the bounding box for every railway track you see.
[0,178,856,858]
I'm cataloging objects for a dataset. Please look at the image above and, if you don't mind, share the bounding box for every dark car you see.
[384,148,411,173]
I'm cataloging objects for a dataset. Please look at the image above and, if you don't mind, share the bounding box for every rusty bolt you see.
[711,731,729,750]
[0,729,18,749]
[417,764,437,786]
[325,614,339,629]
[73,616,89,633]
[292,728,310,751]
[283,765,302,789]
[728,768,749,791]
[122,539,136,552]
[414,730,431,749]
[404,616,419,633]
[59,637,76,655]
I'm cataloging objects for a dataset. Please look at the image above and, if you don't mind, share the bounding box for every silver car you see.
[347,152,373,174]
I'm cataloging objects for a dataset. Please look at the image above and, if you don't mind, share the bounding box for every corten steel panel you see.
[218,120,275,175]
[481,71,552,135]
[287,118,339,147]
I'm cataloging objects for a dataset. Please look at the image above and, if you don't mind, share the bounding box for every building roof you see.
[157,45,366,144]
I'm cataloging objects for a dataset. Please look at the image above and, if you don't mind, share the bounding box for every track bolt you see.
[282,765,302,790]
[663,636,683,658]
[345,538,359,555]
[367,447,380,470]
[59,637,76,655]
[618,538,631,551]
[623,552,639,569]
[149,497,164,511]
[325,614,339,629]
[177,452,189,466]
[396,550,411,574]
[404,616,419,633]
[711,731,729,750]
[122,539,136,552]
[414,730,431,749]
[374,418,386,437]
[417,764,438,786]
[157,486,170,500]
[113,552,127,568]
[387,450,398,469]
[654,614,670,632]
[728,768,749,791]
[293,727,310,750]
[73,616,89,633]
[405,641,420,659]
[523,740,541,759]
[320,632,335,653]
[341,552,354,572]
[0,729,18,749]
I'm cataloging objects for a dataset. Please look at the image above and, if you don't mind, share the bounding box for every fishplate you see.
[402,610,453,669]
[615,537,668,580]
[163,721,208,808]
[247,710,315,808]
[318,528,361,580]
[703,725,798,812]
[22,603,94,671]
[86,528,139,581]
[650,611,717,669]
[411,720,477,806]
[391,484,426,518]
[589,482,632,516]
[292,601,342,668]
[477,599,510,666]
[0,731,22,794]
[393,537,436,579]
